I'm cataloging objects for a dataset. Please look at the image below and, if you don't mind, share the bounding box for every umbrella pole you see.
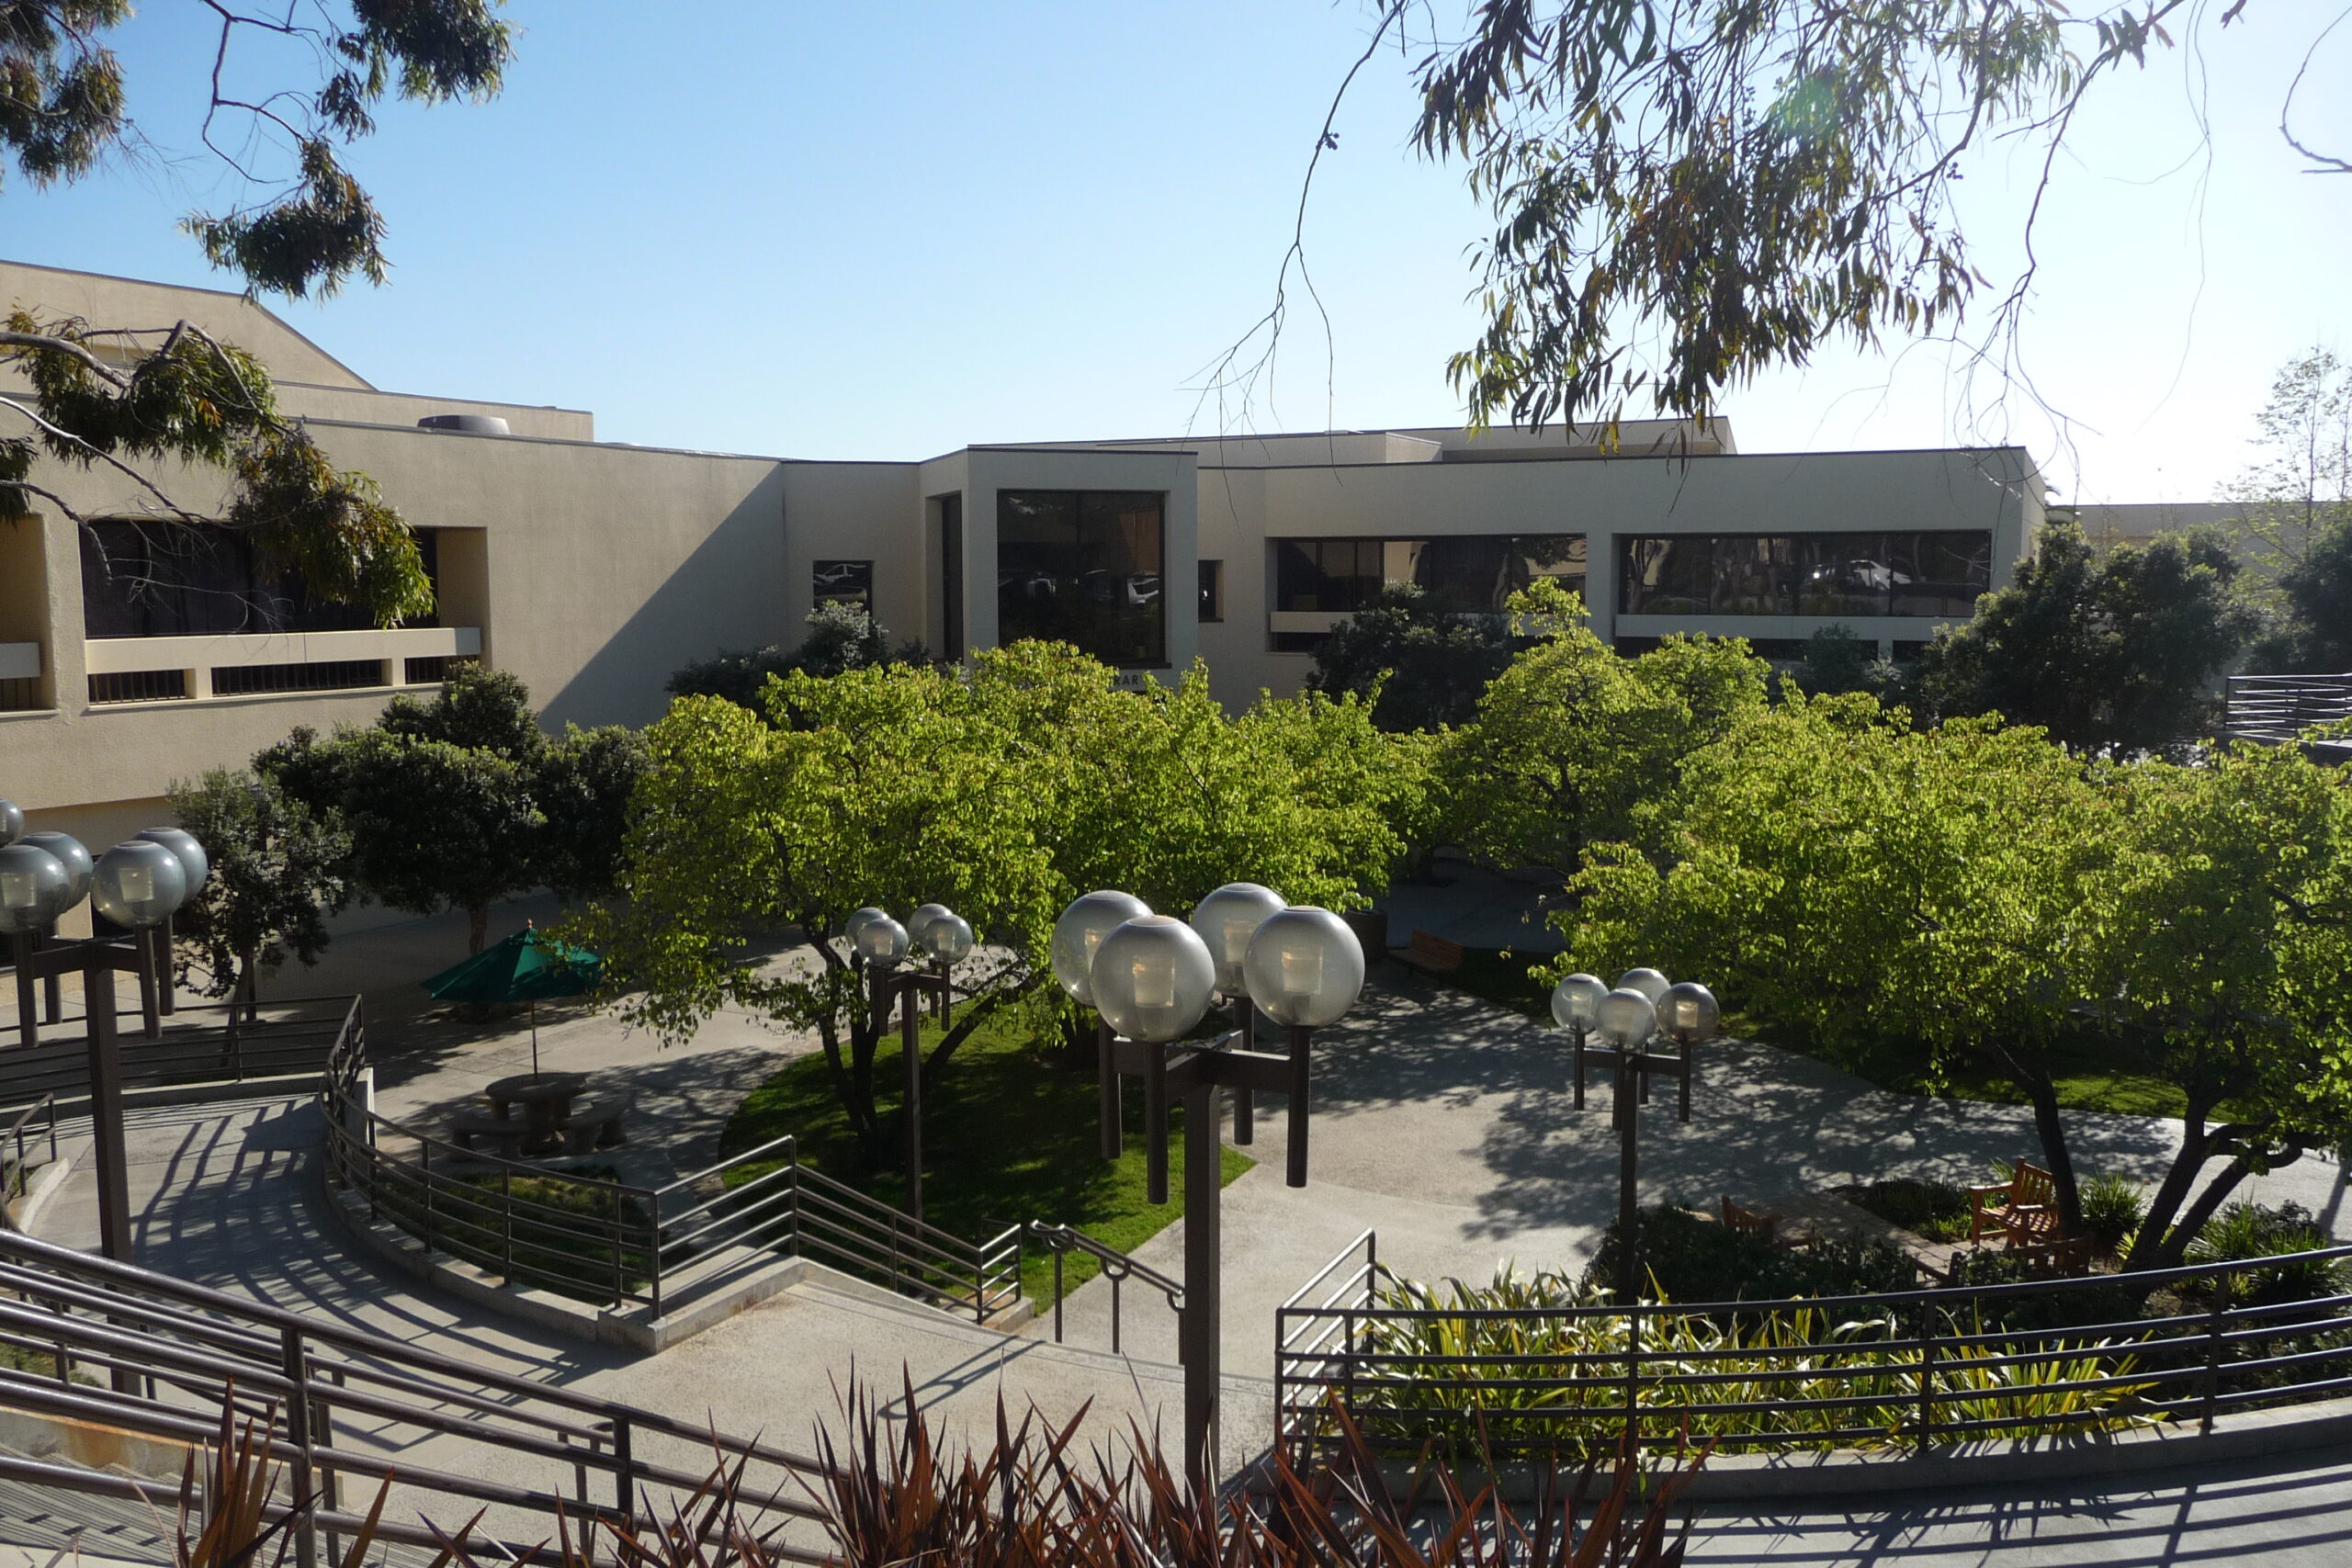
[531,999,540,1077]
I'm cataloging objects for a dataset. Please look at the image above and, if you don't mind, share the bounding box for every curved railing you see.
[321,1014,1022,1325]
[1274,1229,2352,1459]
[0,1228,835,1565]
[1025,1220,1185,1355]
[0,994,355,1110]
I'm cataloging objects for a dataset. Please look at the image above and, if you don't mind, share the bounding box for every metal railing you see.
[2227,671,2352,744]
[0,1227,835,1565]
[0,994,354,1108]
[1025,1221,1184,1355]
[1274,1234,2352,1459]
[2,1091,58,1200]
[322,1017,1023,1325]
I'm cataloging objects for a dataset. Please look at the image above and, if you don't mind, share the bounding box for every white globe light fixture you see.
[136,828,209,899]
[93,840,186,931]
[1596,987,1659,1048]
[1550,972,1609,1033]
[906,903,954,947]
[1615,967,1671,1006]
[843,906,889,945]
[17,832,93,908]
[853,913,910,967]
[1659,981,1720,1045]
[1189,883,1284,998]
[0,844,69,937]
[924,910,975,964]
[1090,915,1216,1044]
[1051,890,1151,1008]
[1075,890,1368,1491]
[1241,908,1364,1030]
[0,799,22,847]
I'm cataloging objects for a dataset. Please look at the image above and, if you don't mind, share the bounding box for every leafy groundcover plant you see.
[1337,1269,2153,1461]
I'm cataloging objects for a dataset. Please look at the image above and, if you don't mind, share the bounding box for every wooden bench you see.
[449,1110,526,1158]
[1389,930,1466,976]
[559,1093,632,1156]
[1721,1195,1782,1243]
[1968,1159,2057,1246]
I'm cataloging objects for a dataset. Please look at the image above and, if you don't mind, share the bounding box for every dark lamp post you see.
[1072,891,1366,1488]
[1557,967,1719,1306]
[846,905,974,1223]
[1,827,206,1268]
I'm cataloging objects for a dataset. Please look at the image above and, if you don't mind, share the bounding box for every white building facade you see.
[1,262,2045,852]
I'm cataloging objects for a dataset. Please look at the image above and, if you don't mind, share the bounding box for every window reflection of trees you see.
[997,491,1166,666]
[1619,532,1992,616]
[1274,534,1586,615]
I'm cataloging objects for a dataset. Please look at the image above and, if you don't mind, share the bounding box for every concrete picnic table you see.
[485,1071,588,1155]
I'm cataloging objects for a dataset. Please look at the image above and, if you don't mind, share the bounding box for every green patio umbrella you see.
[423,922,603,1075]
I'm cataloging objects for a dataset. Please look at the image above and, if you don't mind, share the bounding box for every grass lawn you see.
[1417,947,2186,1120]
[719,1005,1250,1306]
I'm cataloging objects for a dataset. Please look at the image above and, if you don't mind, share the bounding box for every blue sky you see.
[5,2,2346,503]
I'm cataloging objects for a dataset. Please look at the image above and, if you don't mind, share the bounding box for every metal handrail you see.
[2,1090,57,1199]
[0,995,355,1112]
[1274,1236,2352,1457]
[322,1010,1023,1325]
[0,1228,837,1565]
[1024,1221,1183,1357]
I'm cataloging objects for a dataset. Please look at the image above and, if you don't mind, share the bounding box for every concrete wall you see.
[0,259,372,389]
[1202,446,2043,705]
[277,380,594,441]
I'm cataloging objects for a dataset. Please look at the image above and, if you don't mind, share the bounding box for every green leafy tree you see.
[164,769,352,1010]
[1792,626,1900,698]
[589,643,1429,1164]
[2090,748,2352,1269]
[666,604,911,715]
[2219,347,2352,591]
[0,2,512,625]
[2247,516,2352,675]
[259,664,607,954]
[534,725,649,904]
[1307,585,1515,732]
[379,663,545,760]
[1916,522,2258,754]
[1442,593,1770,877]
[1560,697,2352,1255]
[337,731,543,955]
[1363,0,2333,432]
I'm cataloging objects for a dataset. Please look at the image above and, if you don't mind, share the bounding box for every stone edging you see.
[1370,1397,2352,1502]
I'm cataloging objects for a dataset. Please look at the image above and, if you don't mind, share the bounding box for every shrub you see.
[2188,1201,2347,1307]
[1581,1202,1920,1304]
[1840,1179,1973,1242]
[2078,1173,2147,1255]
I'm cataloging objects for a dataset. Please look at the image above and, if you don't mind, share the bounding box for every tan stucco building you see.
[1,261,2049,856]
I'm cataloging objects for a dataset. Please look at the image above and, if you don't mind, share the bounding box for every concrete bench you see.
[560,1093,632,1156]
[448,1110,526,1158]
[1389,929,1466,976]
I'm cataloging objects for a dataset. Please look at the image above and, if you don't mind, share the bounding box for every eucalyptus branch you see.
[0,394,209,522]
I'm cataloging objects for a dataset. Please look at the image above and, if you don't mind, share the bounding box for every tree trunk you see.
[468,904,488,954]
[2136,1151,2259,1273]
[2023,1074,2085,1235]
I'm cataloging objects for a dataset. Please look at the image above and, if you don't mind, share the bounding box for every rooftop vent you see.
[416,413,512,436]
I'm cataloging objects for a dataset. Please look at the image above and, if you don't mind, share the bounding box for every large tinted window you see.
[997,491,1165,666]
[82,522,440,638]
[1275,534,1585,615]
[1619,531,1991,617]
[1274,538,1384,613]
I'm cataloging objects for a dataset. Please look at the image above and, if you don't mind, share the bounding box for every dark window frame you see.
[1198,559,1225,624]
[82,521,443,639]
[995,489,1168,668]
